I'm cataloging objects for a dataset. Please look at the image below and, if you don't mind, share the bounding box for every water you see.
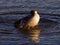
[0,0,60,45]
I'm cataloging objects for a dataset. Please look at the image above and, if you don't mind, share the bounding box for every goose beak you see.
[34,11,38,14]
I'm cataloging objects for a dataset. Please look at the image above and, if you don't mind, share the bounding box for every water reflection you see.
[14,17,58,44]
[14,21,41,42]
[20,26,41,42]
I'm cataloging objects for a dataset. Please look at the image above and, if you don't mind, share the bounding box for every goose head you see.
[30,10,39,15]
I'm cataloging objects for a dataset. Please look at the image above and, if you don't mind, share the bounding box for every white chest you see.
[27,14,40,27]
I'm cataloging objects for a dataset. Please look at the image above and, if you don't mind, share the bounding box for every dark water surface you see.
[0,0,60,45]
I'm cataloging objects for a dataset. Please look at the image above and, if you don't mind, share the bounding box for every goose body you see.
[15,10,40,28]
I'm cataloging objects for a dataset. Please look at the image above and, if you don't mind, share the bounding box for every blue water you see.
[0,0,60,45]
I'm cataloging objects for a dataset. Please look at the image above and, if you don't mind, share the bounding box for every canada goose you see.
[14,10,40,42]
[14,10,40,29]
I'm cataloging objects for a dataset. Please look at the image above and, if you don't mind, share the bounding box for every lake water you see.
[0,0,60,45]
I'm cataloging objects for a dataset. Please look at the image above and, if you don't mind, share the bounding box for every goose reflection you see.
[20,26,41,42]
